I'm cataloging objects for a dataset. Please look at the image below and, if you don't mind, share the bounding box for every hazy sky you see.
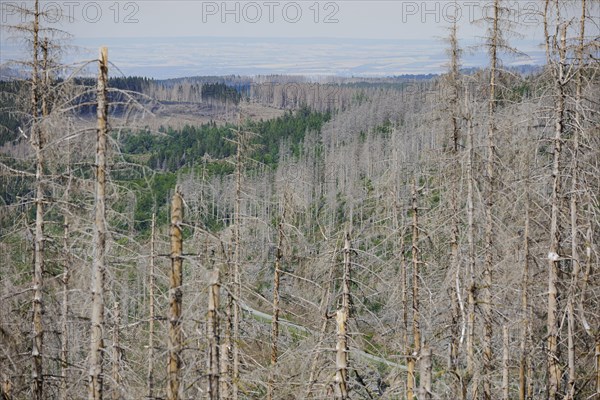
[1,1,556,39]
[0,1,596,77]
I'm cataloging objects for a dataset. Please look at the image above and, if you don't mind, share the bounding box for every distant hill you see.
[0,65,27,80]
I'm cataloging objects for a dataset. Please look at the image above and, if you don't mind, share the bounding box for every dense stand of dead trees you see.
[1,1,599,399]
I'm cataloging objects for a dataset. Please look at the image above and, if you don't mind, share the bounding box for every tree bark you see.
[335,232,352,399]
[342,232,352,323]
[60,126,73,400]
[305,262,335,399]
[41,37,49,118]
[220,296,232,399]
[502,325,509,400]
[464,88,476,394]
[400,211,409,373]
[546,7,567,397]
[167,189,184,400]
[267,220,284,400]
[419,344,432,400]
[89,46,108,400]
[147,213,156,399]
[30,1,44,398]
[112,302,122,400]
[519,194,530,400]
[208,269,220,400]
[335,309,348,400]
[407,179,421,400]
[596,342,600,396]
[2,377,13,400]
[61,217,70,400]
[446,19,464,397]
[565,3,586,398]
[232,125,243,400]
[482,3,500,398]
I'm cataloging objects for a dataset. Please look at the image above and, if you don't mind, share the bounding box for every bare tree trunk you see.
[527,339,533,400]
[407,179,421,400]
[519,194,530,400]
[585,226,599,395]
[482,3,500,398]
[147,213,156,399]
[565,303,575,400]
[41,37,49,118]
[596,342,600,396]
[60,133,73,400]
[464,89,476,394]
[450,190,464,399]
[220,297,232,399]
[334,233,352,399]
[446,18,465,397]
[546,10,567,398]
[89,46,109,400]
[167,189,184,400]
[419,344,432,400]
[565,3,586,398]
[575,32,600,346]
[305,262,335,399]
[401,217,409,366]
[112,302,122,400]
[30,1,44,398]
[394,198,409,397]
[267,220,284,400]
[232,126,243,400]
[578,226,593,332]
[335,309,348,400]
[342,232,352,324]
[29,0,39,124]
[406,310,415,395]
[2,377,13,400]
[208,270,220,400]
[546,100,562,392]
[61,216,70,400]
[502,326,509,400]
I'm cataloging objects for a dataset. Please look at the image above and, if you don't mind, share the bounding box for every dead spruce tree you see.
[543,1,567,397]
[304,255,336,399]
[207,269,221,400]
[442,10,466,397]
[111,302,122,400]
[464,84,477,398]
[565,1,588,397]
[419,344,432,400]
[267,215,285,400]
[2,5,81,398]
[61,180,72,400]
[407,178,421,400]
[225,118,255,399]
[30,2,44,398]
[4,1,51,396]
[89,46,109,400]
[477,1,521,396]
[519,187,532,400]
[167,188,184,400]
[482,2,502,397]
[147,213,157,399]
[335,232,352,399]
